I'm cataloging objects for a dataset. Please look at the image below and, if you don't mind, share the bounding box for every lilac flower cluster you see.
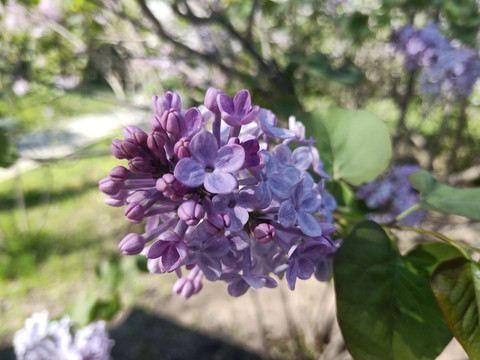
[14,312,114,360]
[100,89,338,298]
[391,23,480,98]
[356,165,427,227]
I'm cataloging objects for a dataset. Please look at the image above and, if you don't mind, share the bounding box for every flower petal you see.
[298,211,323,237]
[214,144,245,173]
[278,200,297,228]
[190,129,218,166]
[174,158,206,187]
[292,147,313,171]
[233,90,251,115]
[204,172,238,194]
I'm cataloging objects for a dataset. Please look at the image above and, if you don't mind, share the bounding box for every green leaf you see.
[431,258,480,359]
[408,170,480,220]
[90,293,121,322]
[299,109,392,185]
[334,221,459,360]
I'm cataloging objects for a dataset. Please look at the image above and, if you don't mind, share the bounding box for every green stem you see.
[386,224,472,260]
[393,203,422,224]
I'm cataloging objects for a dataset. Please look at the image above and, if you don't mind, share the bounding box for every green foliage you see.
[300,108,392,185]
[431,258,480,359]
[409,170,480,219]
[334,221,462,360]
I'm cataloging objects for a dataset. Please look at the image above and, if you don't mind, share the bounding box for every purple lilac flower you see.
[100,88,337,298]
[14,312,114,360]
[392,23,480,98]
[356,165,427,227]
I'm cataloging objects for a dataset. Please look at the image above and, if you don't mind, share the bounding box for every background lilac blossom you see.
[99,88,338,298]
[13,312,114,360]
[356,165,427,227]
[392,23,480,98]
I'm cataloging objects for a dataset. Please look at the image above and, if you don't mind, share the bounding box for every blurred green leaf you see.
[334,221,459,360]
[431,258,480,359]
[408,170,480,219]
[89,293,121,322]
[300,108,392,185]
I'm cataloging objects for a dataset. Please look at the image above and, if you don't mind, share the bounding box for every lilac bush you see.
[13,312,114,360]
[99,88,338,298]
[356,165,427,227]
[392,23,480,98]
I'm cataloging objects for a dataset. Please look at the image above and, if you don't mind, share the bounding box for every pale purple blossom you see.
[392,23,480,98]
[100,88,337,298]
[356,165,427,226]
[14,312,114,360]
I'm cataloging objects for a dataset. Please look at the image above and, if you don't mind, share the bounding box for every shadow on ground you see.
[110,308,264,360]
[0,308,264,360]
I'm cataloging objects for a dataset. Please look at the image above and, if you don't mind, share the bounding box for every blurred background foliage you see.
[1,0,480,358]
[1,0,480,172]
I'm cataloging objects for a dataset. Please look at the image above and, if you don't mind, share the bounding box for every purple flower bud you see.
[178,200,205,226]
[109,166,128,183]
[204,213,231,235]
[156,174,188,200]
[147,131,166,152]
[173,137,191,159]
[128,157,155,173]
[123,125,148,146]
[99,177,120,195]
[124,202,144,223]
[173,277,203,299]
[104,189,128,207]
[121,139,139,157]
[253,223,276,244]
[204,87,223,115]
[152,91,182,117]
[150,115,164,132]
[160,109,185,135]
[118,233,145,255]
[110,139,128,159]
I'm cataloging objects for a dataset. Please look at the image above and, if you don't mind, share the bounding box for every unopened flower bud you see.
[150,115,163,132]
[128,157,155,173]
[119,233,145,255]
[204,87,222,115]
[178,200,205,226]
[147,131,166,152]
[205,213,231,235]
[173,137,191,159]
[99,177,120,196]
[120,139,139,157]
[110,139,128,159]
[173,277,202,299]
[124,202,144,223]
[253,223,276,244]
[123,126,148,146]
[109,166,128,183]
[160,109,184,135]
[156,174,188,199]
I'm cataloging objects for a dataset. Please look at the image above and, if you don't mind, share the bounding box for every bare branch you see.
[134,0,233,75]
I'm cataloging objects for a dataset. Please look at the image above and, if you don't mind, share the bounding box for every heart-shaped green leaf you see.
[334,221,460,360]
[299,109,392,185]
[431,258,480,359]
[408,170,480,220]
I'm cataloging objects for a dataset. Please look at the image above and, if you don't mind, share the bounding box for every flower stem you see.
[393,203,422,224]
[385,224,472,260]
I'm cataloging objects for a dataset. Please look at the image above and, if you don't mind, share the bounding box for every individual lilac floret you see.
[356,165,427,227]
[174,129,245,194]
[217,90,260,127]
[100,88,338,298]
[14,312,114,360]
